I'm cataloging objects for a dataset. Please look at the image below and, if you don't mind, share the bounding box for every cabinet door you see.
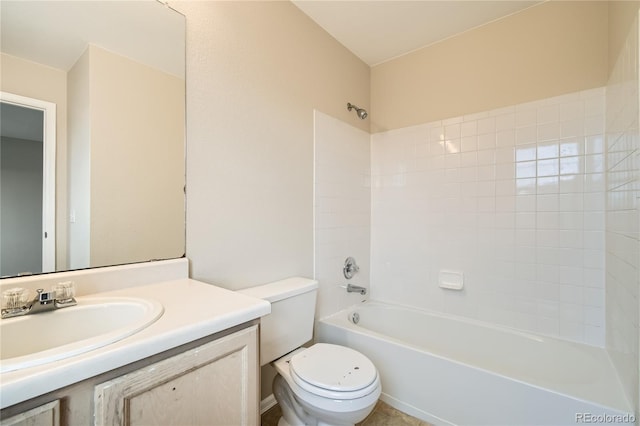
[0,400,60,426]
[94,325,258,426]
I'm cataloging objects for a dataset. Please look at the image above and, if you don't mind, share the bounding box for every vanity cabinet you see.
[0,400,60,426]
[94,325,258,425]
[1,324,259,426]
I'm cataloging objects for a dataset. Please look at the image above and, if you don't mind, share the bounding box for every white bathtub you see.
[316,301,635,426]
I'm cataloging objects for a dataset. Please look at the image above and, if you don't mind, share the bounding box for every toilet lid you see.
[289,343,377,394]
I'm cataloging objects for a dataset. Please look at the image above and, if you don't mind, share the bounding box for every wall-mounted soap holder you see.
[439,270,464,290]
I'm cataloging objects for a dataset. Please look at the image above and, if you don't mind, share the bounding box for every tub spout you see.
[346,284,367,295]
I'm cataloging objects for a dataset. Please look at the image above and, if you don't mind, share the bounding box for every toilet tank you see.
[238,277,318,366]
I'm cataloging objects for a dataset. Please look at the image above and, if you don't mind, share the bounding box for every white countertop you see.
[0,278,270,409]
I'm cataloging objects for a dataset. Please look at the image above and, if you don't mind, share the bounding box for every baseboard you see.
[260,394,278,414]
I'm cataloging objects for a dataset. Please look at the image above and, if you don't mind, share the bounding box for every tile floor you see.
[261,400,432,426]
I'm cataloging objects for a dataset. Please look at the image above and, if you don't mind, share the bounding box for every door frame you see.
[1,91,56,273]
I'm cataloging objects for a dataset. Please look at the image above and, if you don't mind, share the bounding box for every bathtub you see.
[316,301,635,426]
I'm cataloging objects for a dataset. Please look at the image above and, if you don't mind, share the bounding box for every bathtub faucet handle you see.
[346,283,367,295]
[343,257,360,279]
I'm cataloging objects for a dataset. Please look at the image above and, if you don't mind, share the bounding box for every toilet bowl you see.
[238,278,381,426]
[273,344,381,426]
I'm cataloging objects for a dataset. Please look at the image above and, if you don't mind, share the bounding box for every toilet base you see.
[273,374,377,426]
[277,417,355,426]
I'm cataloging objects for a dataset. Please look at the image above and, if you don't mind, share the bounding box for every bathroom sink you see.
[0,297,164,373]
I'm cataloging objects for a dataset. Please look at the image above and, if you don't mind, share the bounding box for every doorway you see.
[0,92,56,276]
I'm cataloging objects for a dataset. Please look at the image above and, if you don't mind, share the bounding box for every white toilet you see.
[239,277,381,426]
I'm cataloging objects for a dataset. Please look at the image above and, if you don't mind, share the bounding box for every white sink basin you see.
[0,297,164,373]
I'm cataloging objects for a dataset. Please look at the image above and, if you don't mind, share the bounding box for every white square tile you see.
[583,326,605,347]
[516,126,537,145]
[561,119,585,138]
[584,116,604,136]
[459,166,478,183]
[537,104,559,124]
[537,177,559,194]
[496,113,516,131]
[583,192,605,212]
[516,109,537,128]
[477,117,496,134]
[496,129,516,147]
[559,284,583,304]
[478,165,497,181]
[585,154,604,173]
[495,147,515,164]
[460,135,478,152]
[583,173,605,192]
[559,266,584,285]
[445,139,461,154]
[559,175,584,193]
[516,145,537,162]
[366,87,611,346]
[585,135,604,154]
[515,178,537,196]
[516,161,537,179]
[495,163,515,180]
[559,193,583,211]
[516,212,536,229]
[445,123,461,140]
[515,194,536,211]
[560,156,584,175]
[537,142,560,160]
[477,149,496,165]
[461,120,477,137]
[537,159,559,177]
[559,100,584,122]
[477,133,496,150]
[558,212,583,230]
[538,122,561,141]
[560,138,584,157]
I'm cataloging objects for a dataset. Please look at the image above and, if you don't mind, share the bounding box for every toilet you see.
[239,277,381,426]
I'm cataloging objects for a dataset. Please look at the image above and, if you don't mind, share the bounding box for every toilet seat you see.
[288,343,379,400]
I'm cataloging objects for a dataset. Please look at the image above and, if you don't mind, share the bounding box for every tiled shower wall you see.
[605,13,639,412]
[314,110,371,320]
[371,88,607,346]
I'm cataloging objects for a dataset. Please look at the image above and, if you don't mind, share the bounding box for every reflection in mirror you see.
[0,94,56,277]
[0,1,186,278]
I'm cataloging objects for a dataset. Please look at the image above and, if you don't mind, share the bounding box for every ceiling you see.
[0,1,184,78]
[292,0,542,66]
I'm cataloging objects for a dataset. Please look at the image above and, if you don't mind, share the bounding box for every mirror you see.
[0,1,186,278]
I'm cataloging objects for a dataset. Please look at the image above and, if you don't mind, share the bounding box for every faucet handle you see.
[2,288,29,310]
[343,257,360,279]
[53,282,77,308]
[53,281,76,303]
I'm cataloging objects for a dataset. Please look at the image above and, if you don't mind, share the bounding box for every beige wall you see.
[67,49,91,269]
[371,1,609,132]
[89,46,185,267]
[1,53,69,270]
[67,46,185,269]
[170,1,370,289]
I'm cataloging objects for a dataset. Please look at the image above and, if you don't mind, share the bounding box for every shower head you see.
[347,102,368,120]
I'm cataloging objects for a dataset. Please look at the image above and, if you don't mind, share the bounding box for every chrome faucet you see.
[346,283,367,295]
[1,283,77,319]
